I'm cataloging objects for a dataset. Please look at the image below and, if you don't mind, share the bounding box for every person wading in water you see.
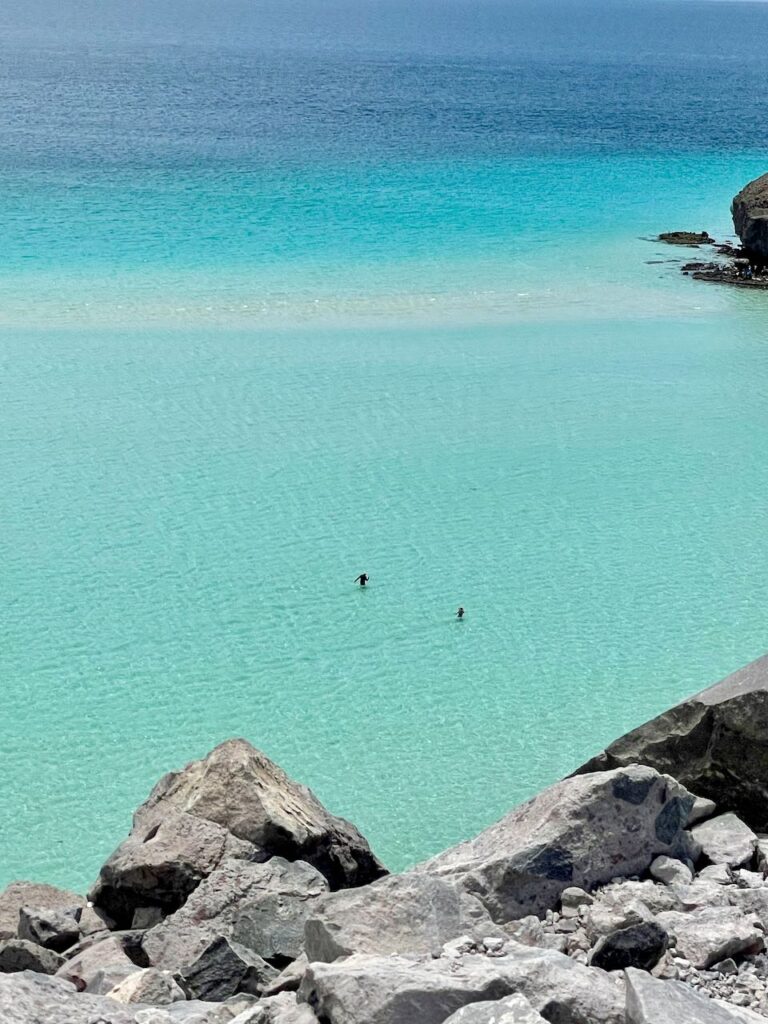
[457,606,465,620]
[354,573,369,587]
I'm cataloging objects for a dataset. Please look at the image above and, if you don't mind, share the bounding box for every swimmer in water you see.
[457,606,465,620]
[354,573,369,587]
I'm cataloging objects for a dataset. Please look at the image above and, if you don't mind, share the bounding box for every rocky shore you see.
[657,171,768,288]
[7,656,768,1023]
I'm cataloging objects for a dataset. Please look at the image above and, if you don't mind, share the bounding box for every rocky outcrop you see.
[733,175,768,261]
[417,765,695,922]
[297,946,625,1024]
[144,857,328,970]
[90,739,386,926]
[0,882,84,942]
[575,652,768,833]
[659,231,714,246]
[0,939,64,976]
[303,873,497,962]
[443,995,547,1023]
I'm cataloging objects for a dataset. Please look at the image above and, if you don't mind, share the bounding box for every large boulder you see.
[298,947,624,1024]
[0,939,64,976]
[90,740,385,926]
[0,970,140,1024]
[176,936,278,1002]
[575,652,768,833]
[691,813,757,867]
[733,175,768,261]
[588,921,668,972]
[625,966,758,1024]
[236,991,319,1023]
[56,933,139,993]
[416,765,695,922]
[0,882,84,942]
[144,857,328,971]
[656,906,764,968]
[18,906,82,953]
[303,872,497,963]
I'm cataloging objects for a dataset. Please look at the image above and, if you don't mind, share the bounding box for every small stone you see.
[714,959,738,975]
[688,796,718,827]
[560,887,593,910]
[738,870,766,889]
[650,856,693,886]
[482,937,504,953]
[691,813,758,868]
[442,935,476,959]
[697,864,733,885]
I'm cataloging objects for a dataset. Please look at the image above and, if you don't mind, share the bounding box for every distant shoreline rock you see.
[8,656,768,1021]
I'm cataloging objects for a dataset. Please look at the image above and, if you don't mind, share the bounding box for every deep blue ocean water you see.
[3,0,768,890]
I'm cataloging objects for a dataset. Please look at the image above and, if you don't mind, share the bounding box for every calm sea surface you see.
[3,0,768,889]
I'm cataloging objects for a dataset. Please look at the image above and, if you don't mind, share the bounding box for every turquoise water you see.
[4,1,768,890]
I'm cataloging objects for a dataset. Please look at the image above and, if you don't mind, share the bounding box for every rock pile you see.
[6,656,768,1023]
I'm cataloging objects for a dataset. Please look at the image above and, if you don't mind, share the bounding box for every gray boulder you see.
[417,765,694,922]
[107,966,186,1004]
[262,954,308,996]
[575,652,768,832]
[649,856,692,886]
[90,811,256,928]
[625,966,757,1024]
[231,992,318,1023]
[733,174,768,261]
[443,995,547,1023]
[0,939,64,976]
[18,905,82,953]
[691,813,757,867]
[178,936,278,1002]
[56,933,138,993]
[303,872,496,963]
[0,882,84,942]
[656,906,764,968]
[298,946,624,1024]
[91,740,385,926]
[0,970,140,1024]
[144,858,328,971]
[588,921,668,972]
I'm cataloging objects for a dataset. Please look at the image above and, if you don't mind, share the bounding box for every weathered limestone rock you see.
[144,858,328,970]
[583,896,654,944]
[90,811,257,927]
[733,175,768,261]
[298,947,624,1024]
[692,813,758,868]
[0,970,141,1024]
[262,954,308,996]
[0,882,84,942]
[56,933,138,993]
[0,939,64,975]
[417,765,694,922]
[575,652,768,832]
[107,966,186,1004]
[598,880,680,915]
[689,796,718,826]
[699,864,733,885]
[650,856,692,886]
[656,906,764,968]
[91,740,385,926]
[303,872,496,963]
[18,905,82,953]
[443,994,547,1023]
[625,966,757,1024]
[233,991,319,1023]
[178,936,278,1002]
[589,921,668,972]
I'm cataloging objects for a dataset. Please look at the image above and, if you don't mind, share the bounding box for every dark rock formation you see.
[0,939,64,976]
[659,231,713,246]
[732,174,768,260]
[18,906,82,953]
[589,922,668,972]
[176,935,277,1001]
[90,739,386,926]
[575,652,768,833]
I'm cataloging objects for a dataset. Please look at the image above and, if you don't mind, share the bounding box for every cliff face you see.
[732,173,768,259]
